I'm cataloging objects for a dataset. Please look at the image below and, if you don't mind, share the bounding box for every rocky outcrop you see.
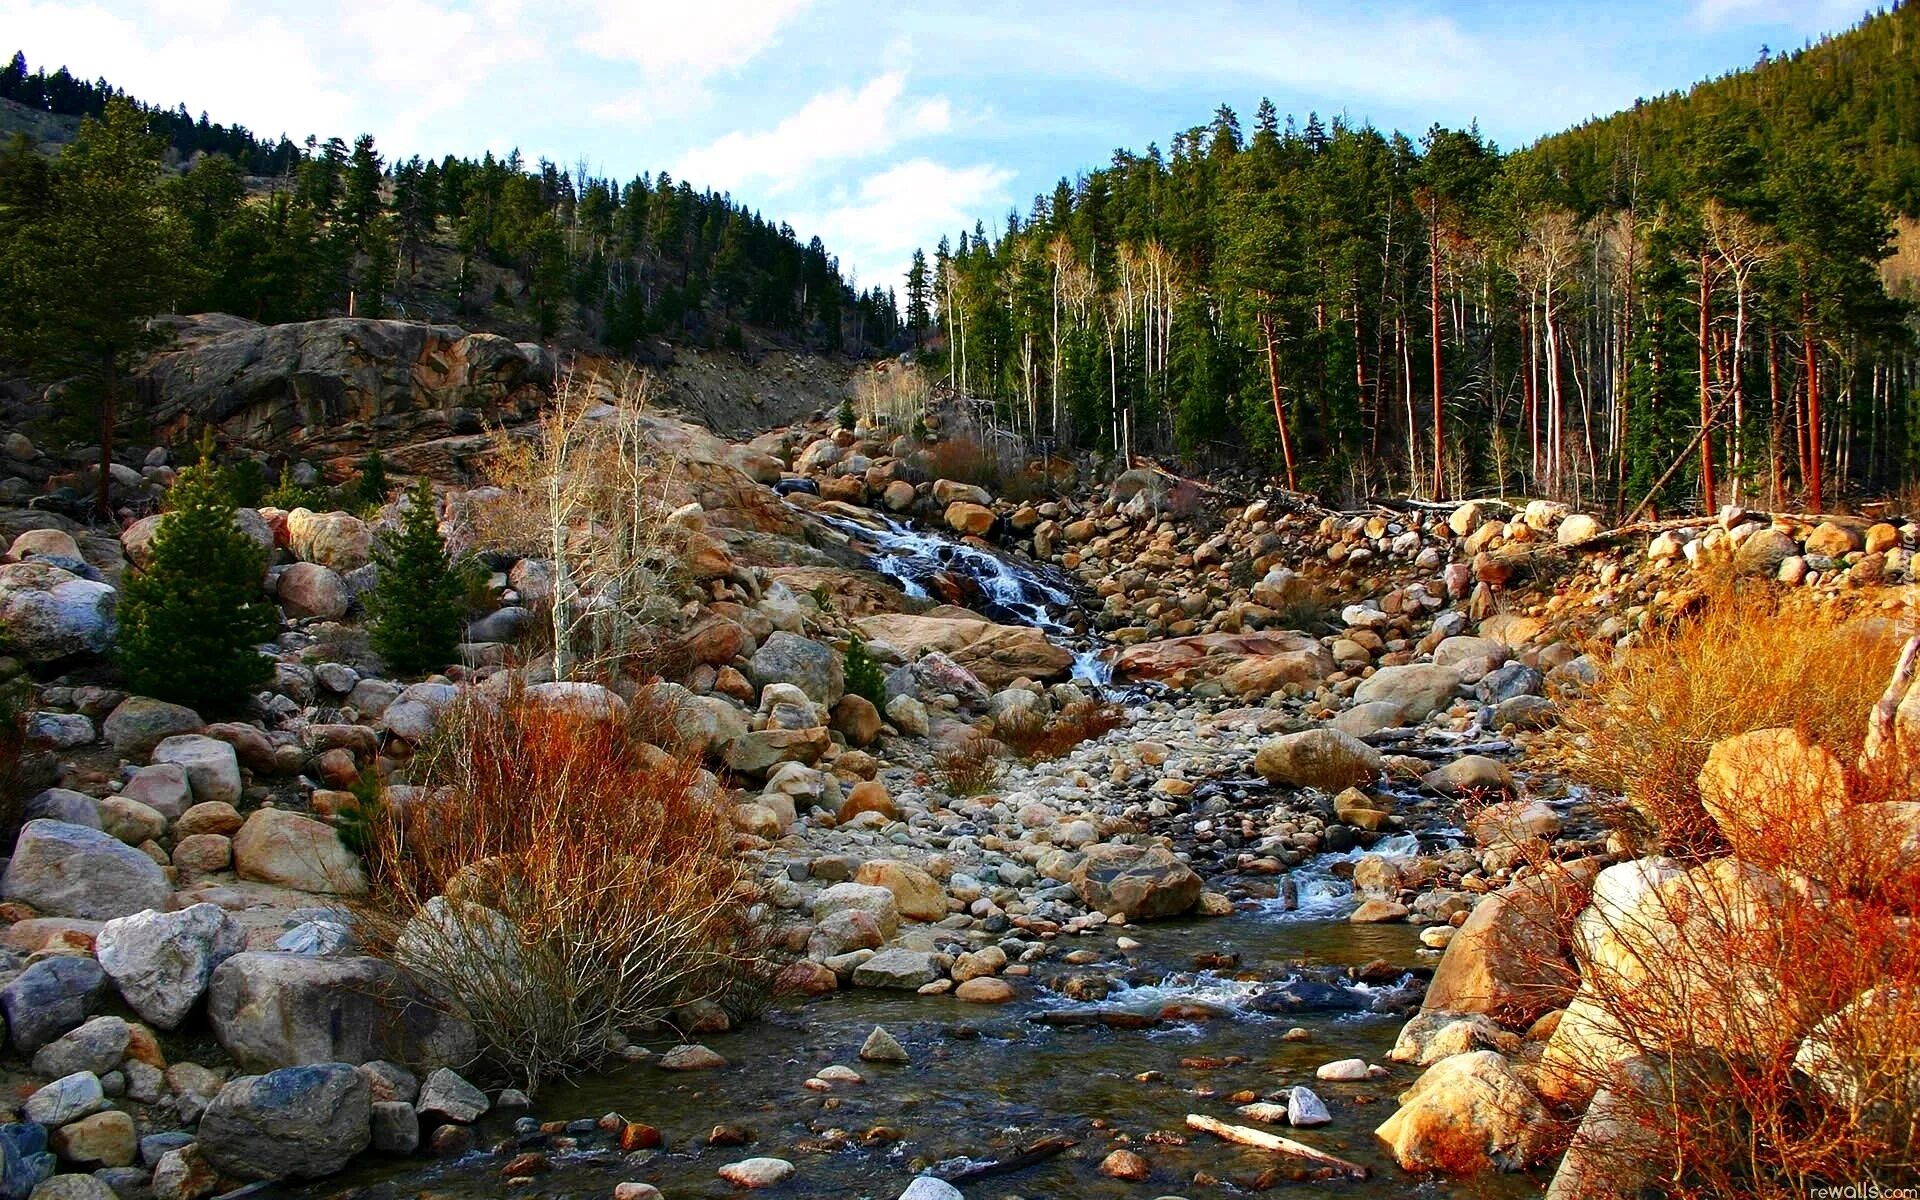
[140,316,551,471]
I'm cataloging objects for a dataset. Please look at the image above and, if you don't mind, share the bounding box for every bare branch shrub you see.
[855,360,929,435]
[354,690,763,1090]
[467,367,689,683]
[935,735,1007,796]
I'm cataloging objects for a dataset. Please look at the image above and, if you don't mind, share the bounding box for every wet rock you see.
[197,1062,372,1180]
[1069,843,1202,920]
[859,1026,910,1064]
[415,1068,489,1124]
[1314,1058,1369,1082]
[716,1157,794,1188]
[1100,1148,1151,1180]
[851,949,942,989]
[1253,730,1383,791]
[954,977,1015,1003]
[2,821,171,921]
[1287,1085,1331,1127]
[96,903,246,1029]
[658,1045,727,1071]
[898,1179,963,1200]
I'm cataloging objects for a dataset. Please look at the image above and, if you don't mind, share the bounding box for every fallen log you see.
[1185,1114,1370,1180]
[934,1134,1076,1182]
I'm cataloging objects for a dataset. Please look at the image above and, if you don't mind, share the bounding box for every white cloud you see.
[675,70,951,194]
[793,157,1014,287]
[576,0,813,76]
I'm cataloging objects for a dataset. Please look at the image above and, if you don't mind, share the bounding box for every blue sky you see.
[0,0,1871,288]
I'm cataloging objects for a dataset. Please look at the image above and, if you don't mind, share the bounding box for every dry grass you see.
[855,361,929,436]
[1559,582,1900,857]
[935,735,1008,796]
[996,700,1125,762]
[921,435,1052,503]
[354,690,764,1090]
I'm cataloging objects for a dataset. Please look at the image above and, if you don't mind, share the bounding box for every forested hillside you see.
[0,49,900,370]
[918,3,1920,513]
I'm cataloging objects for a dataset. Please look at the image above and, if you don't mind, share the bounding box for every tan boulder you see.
[1696,728,1848,864]
[944,502,995,536]
[853,859,946,922]
[1374,1050,1558,1174]
[231,808,367,895]
[853,613,1071,687]
[1422,862,1595,1025]
[1253,729,1384,791]
[1114,631,1333,691]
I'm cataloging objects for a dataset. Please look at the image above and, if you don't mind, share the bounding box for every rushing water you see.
[277,510,1545,1199]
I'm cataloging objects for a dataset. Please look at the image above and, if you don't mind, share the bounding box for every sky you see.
[0,0,1873,289]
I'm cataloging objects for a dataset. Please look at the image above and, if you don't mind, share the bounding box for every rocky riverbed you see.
[0,349,1914,1199]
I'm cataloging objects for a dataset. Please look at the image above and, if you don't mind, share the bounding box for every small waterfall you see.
[802,503,1117,687]
[1264,832,1424,921]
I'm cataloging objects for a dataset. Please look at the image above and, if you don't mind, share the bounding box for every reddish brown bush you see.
[996,700,1125,762]
[935,735,1007,796]
[356,691,763,1088]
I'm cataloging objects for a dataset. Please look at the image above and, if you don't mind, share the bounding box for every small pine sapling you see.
[366,478,465,677]
[844,632,888,709]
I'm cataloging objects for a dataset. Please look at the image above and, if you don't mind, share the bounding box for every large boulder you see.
[1114,631,1332,692]
[231,808,367,894]
[1351,664,1463,724]
[1070,843,1203,920]
[1422,863,1594,1025]
[747,632,843,707]
[276,562,351,619]
[206,952,474,1072]
[0,955,109,1053]
[855,613,1073,688]
[150,734,242,805]
[101,697,203,757]
[852,860,946,922]
[95,903,246,1029]
[197,1063,371,1180]
[0,820,171,920]
[285,510,373,571]
[1254,729,1383,791]
[1696,728,1848,865]
[0,562,115,662]
[1373,1050,1558,1173]
[122,505,273,571]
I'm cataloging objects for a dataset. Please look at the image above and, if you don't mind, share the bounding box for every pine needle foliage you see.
[118,459,277,711]
[844,632,888,709]
[366,478,464,678]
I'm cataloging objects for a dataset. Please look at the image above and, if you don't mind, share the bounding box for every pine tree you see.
[905,248,931,349]
[366,478,464,677]
[118,456,277,711]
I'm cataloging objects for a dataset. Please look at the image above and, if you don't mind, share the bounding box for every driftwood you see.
[1862,634,1920,781]
[1185,1114,1370,1180]
[935,1134,1076,1182]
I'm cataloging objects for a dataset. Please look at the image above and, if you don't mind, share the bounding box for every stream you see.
[282,512,1547,1200]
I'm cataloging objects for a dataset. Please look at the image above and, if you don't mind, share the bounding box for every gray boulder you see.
[101,697,202,757]
[30,1016,128,1079]
[0,956,109,1053]
[748,632,843,707]
[23,1072,106,1126]
[206,952,474,1072]
[22,789,100,829]
[149,735,242,805]
[196,1063,371,1181]
[850,949,942,989]
[1351,663,1463,724]
[0,562,115,662]
[1,820,170,920]
[96,903,246,1029]
[414,1067,488,1124]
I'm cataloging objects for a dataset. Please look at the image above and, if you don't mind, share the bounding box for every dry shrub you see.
[466,368,690,684]
[355,691,763,1089]
[855,360,929,435]
[997,700,1125,762]
[1559,583,1899,857]
[1523,637,1920,1197]
[935,735,1007,796]
[921,435,1050,503]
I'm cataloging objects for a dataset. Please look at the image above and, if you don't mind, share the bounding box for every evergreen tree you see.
[0,98,181,516]
[118,456,277,711]
[366,478,464,677]
[905,248,931,349]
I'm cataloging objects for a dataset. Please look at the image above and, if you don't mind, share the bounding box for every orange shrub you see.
[356,691,763,1088]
